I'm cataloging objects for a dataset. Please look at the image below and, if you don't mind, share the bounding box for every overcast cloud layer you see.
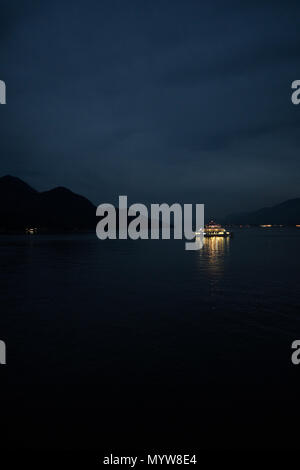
[0,0,300,216]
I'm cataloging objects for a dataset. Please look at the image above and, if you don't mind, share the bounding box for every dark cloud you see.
[162,40,300,87]
[0,0,300,216]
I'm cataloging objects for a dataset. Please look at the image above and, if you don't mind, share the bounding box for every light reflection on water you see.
[197,236,230,275]
[1,230,300,412]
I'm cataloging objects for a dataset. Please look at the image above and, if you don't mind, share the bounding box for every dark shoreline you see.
[1,224,300,235]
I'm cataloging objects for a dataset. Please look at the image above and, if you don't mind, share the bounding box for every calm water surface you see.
[1,228,300,418]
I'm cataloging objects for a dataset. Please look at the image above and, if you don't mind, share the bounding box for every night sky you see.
[0,1,300,217]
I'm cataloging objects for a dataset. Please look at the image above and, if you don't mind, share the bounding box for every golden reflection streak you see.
[196,235,230,274]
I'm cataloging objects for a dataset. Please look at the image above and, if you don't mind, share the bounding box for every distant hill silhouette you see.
[3,175,298,231]
[0,175,96,231]
[225,198,300,225]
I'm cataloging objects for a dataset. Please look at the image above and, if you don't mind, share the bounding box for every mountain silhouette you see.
[0,175,96,231]
[225,198,300,225]
[3,175,298,231]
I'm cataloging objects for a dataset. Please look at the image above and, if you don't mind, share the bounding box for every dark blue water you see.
[1,228,300,448]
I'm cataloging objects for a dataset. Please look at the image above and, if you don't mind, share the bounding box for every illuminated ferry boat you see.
[25,227,38,235]
[196,220,231,238]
